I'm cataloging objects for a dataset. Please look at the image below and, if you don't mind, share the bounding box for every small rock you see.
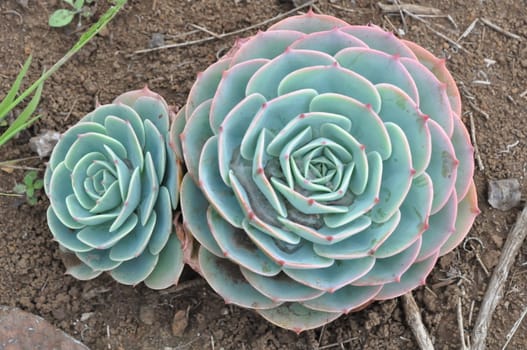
[488,178,521,211]
[97,26,110,38]
[149,33,165,48]
[171,309,188,336]
[139,305,155,325]
[80,312,94,322]
[29,130,61,158]
[0,305,89,350]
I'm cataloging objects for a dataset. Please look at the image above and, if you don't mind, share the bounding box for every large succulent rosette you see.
[45,88,183,289]
[173,13,479,331]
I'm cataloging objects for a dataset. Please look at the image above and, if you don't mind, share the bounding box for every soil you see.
[0,0,526,349]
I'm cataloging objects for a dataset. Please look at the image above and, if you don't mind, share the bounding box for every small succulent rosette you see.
[173,12,479,331]
[45,87,183,289]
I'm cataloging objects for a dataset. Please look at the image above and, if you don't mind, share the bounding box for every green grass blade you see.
[0,81,43,147]
[0,55,33,121]
[7,79,43,129]
[0,115,41,147]
[3,0,126,123]
[0,0,126,147]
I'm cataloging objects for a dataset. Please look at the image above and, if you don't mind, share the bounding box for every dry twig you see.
[328,3,355,13]
[391,0,407,35]
[190,24,221,39]
[475,253,490,277]
[377,2,441,15]
[458,19,479,42]
[467,112,484,171]
[402,10,472,55]
[402,293,434,350]
[468,300,475,327]
[317,324,326,349]
[2,10,23,25]
[463,239,490,277]
[0,156,42,172]
[501,304,527,350]
[480,18,523,41]
[318,337,357,350]
[62,98,78,121]
[133,1,316,54]
[458,297,468,350]
[471,205,527,350]
[468,101,490,120]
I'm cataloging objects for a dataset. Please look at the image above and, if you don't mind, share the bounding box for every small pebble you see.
[488,178,521,211]
[29,130,61,158]
[0,306,89,350]
[97,26,110,38]
[80,312,94,322]
[149,33,165,48]
[171,309,188,336]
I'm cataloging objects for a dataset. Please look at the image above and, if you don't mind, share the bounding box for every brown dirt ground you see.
[0,0,526,349]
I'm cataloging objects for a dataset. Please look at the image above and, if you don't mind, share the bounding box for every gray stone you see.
[0,305,89,350]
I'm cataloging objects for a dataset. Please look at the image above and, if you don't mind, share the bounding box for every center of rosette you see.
[264,112,359,217]
[289,137,353,195]
[228,110,368,238]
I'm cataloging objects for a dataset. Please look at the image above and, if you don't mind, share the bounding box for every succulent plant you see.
[174,12,479,332]
[45,87,183,289]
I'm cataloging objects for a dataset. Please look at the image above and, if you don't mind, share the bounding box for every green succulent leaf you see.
[0,56,33,122]
[178,12,479,332]
[45,88,184,288]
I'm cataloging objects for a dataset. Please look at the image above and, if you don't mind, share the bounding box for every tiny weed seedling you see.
[49,0,96,28]
[13,170,44,205]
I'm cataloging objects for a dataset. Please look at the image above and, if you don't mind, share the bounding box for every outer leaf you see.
[144,234,185,289]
